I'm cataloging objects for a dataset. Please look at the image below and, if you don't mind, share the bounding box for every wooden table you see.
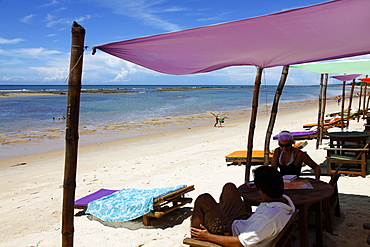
[326,131,370,148]
[238,178,333,247]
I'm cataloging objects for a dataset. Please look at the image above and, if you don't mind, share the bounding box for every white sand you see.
[0,97,369,247]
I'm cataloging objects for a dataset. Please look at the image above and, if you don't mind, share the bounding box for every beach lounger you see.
[74,185,194,226]
[303,118,347,129]
[225,141,307,166]
[273,130,319,140]
[272,127,327,140]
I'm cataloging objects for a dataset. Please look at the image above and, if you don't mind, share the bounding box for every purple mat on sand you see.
[74,189,119,207]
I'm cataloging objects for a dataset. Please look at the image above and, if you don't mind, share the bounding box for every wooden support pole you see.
[363,83,367,119]
[319,74,328,144]
[358,84,363,122]
[245,67,263,182]
[316,74,324,149]
[340,81,346,130]
[62,21,85,247]
[366,93,370,116]
[346,79,355,129]
[264,65,289,166]
[365,75,369,117]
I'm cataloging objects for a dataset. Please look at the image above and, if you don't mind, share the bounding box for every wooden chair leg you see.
[361,153,366,178]
[143,215,150,226]
[323,199,333,234]
[334,200,341,217]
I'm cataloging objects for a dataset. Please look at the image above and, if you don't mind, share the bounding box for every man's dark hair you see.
[253,166,284,198]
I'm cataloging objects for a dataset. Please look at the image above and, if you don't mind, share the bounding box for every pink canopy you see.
[93,0,370,75]
[331,74,362,81]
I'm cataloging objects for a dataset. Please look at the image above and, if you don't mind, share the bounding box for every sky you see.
[0,0,368,86]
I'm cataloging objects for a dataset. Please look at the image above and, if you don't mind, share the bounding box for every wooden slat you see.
[153,185,194,203]
[183,238,221,247]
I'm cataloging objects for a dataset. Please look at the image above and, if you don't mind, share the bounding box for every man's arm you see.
[191,225,243,247]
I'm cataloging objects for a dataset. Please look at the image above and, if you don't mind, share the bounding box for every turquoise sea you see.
[0,84,347,136]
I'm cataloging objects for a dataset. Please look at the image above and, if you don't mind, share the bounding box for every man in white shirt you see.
[190,166,295,247]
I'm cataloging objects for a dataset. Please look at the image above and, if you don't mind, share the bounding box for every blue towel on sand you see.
[86,185,187,222]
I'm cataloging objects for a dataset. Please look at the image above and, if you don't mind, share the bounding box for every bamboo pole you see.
[358,84,363,122]
[346,79,355,129]
[263,66,289,166]
[62,22,85,247]
[366,92,370,116]
[340,81,346,130]
[319,74,328,144]
[363,83,367,119]
[316,74,324,149]
[245,67,263,182]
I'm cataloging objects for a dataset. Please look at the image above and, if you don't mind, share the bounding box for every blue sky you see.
[0,0,368,86]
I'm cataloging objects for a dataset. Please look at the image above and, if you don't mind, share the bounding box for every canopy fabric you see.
[93,0,370,75]
[291,60,370,74]
[359,78,370,83]
[331,74,362,81]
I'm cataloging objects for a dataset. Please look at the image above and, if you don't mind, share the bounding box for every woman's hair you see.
[253,166,284,199]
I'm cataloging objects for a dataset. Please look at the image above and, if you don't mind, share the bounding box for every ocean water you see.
[0,84,347,136]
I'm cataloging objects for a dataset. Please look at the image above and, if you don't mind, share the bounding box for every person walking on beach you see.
[210,112,228,127]
[190,166,295,246]
[336,95,341,105]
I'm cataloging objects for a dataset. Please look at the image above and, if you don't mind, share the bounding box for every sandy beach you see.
[0,97,369,247]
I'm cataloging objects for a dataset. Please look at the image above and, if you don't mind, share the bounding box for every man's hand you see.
[191,224,211,241]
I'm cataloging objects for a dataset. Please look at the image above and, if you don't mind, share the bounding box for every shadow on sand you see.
[82,207,193,230]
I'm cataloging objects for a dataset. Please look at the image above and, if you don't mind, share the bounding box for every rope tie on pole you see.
[63,46,88,83]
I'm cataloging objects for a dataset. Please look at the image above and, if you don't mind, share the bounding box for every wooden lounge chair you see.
[225,141,307,166]
[325,143,368,178]
[74,185,194,226]
[303,117,347,129]
[183,209,298,247]
[273,130,322,140]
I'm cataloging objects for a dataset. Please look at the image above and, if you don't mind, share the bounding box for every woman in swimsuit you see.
[210,112,229,127]
[271,131,321,180]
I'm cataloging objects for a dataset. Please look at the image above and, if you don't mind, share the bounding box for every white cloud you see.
[0,37,26,44]
[29,66,69,82]
[46,13,55,22]
[75,15,92,23]
[14,48,61,57]
[1,76,12,81]
[92,0,184,31]
[20,14,36,24]
[39,0,59,8]
[46,15,92,28]
[197,12,231,23]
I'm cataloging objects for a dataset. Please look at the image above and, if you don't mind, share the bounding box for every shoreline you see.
[0,96,369,246]
[0,96,338,160]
